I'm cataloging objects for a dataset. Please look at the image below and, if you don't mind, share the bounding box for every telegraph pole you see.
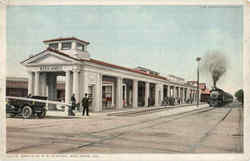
[196,57,201,107]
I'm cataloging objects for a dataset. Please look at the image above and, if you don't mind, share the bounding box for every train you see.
[208,87,234,107]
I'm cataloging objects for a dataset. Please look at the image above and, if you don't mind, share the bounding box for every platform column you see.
[34,71,40,96]
[132,80,138,108]
[181,88,184,102]
[112,83,115,107]
[155,84,159,106]
[94,73,102,112]
[177,87,180,98]
[172,86,175,97]
[65,70,71,116]
[145,82,149,107]
[116,77,123,109]
[186,88,190,100]
[80,70,89,98]
[73,70,80,103]
[27,71,34,95]
[123,84,127,106]
[176,87,179,98]
[160,84,164,104]
[168,85,171,97]
[175,87,177,98]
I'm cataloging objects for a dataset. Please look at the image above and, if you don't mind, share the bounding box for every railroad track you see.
[76,106,213,136]
[107,104,205,117]
[8,106,214,153]
[58,106,216,153]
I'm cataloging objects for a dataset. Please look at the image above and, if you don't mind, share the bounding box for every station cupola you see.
[43,37,91,60]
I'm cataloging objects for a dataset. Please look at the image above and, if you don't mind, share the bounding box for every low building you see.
[15,37,198,113]
[187,81,210,102]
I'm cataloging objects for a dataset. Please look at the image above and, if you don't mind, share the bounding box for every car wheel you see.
[22,106,33,119]
[37,109,46,118]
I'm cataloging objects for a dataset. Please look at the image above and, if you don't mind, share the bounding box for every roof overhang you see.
[43,37,90,45]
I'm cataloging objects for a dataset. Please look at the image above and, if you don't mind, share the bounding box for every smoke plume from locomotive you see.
[201,50,228,87]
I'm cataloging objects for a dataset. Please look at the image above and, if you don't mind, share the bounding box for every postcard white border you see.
[0,1,7,159]
[0,0,249,161]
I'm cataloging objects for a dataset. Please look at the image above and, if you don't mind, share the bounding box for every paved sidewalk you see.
[47,103,208,118]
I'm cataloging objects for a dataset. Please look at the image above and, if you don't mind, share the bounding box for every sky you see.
[6,5,243,94]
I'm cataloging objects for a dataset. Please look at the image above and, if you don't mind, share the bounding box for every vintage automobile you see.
[6,96,48,119]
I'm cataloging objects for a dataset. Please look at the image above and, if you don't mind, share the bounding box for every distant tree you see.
[234,89,244,104]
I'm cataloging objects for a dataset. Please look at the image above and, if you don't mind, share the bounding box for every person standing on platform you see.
[70,94,76,116]
[82,93,89,116]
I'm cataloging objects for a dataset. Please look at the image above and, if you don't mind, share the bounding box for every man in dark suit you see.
[82,93,89,116]
[69,94,76,116]
[71,94,76,110]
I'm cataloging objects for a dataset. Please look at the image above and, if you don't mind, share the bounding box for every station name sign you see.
[40,66,63,71]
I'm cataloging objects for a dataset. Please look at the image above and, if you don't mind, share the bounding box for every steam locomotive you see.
[208,87,233,107]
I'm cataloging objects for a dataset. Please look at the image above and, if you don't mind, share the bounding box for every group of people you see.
[70,93,90,116]
[161,96,195,106]
[185,98,194,104]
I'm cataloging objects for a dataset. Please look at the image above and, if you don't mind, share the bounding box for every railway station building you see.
[20,37,199,112]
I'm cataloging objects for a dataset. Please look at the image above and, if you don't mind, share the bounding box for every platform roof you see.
[21,48,169,82]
